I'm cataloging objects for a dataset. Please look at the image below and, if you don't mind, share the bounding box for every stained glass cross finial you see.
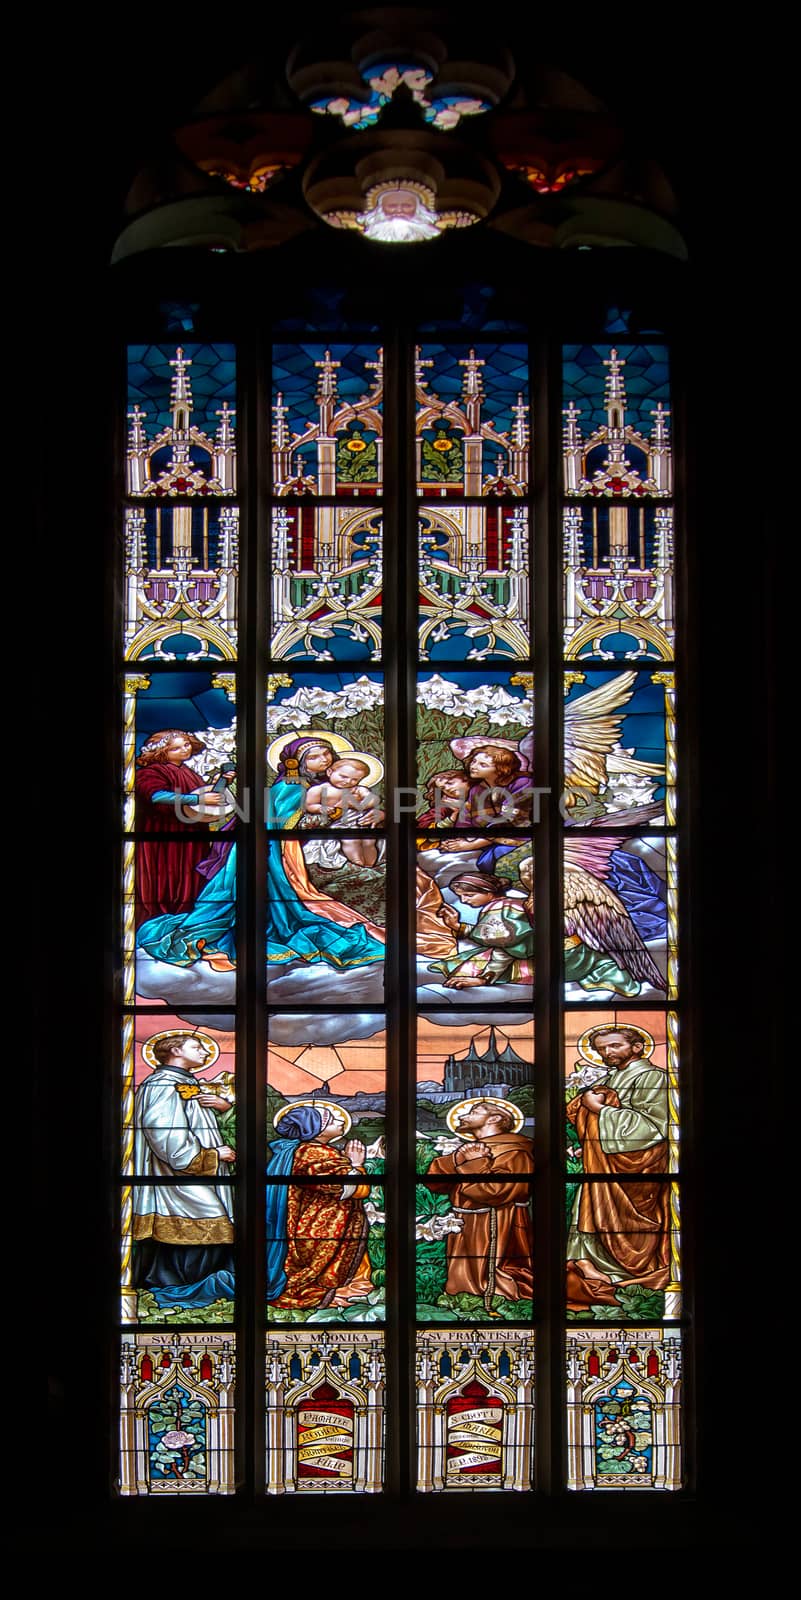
[415,349,434,388]
[215,402,235,444]
[650,402,671,442]
[603,348,627,407]
[459,348,486,400]
[169,346,193,407]
[563,400,582,443]
[364,349,384,390]
[273,391,289,448]
[127,404,147,447]
[512,392,529,446]
[315,349,341,402]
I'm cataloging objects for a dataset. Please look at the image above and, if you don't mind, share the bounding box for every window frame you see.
[96,232,700,1537]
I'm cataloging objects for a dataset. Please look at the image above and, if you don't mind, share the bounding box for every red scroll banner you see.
[297,1384,354,1481]
[445,1381,503,1480]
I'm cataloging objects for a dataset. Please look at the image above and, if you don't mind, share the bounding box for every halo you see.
[273,1098,353,1137]
[449,735,531,773]
[365,179,436,209]
[142,1029,220,1070]
[266,730,354,775]
[445,1097,525,1136]
[332,750,384,789]
[577,1024,655,1067]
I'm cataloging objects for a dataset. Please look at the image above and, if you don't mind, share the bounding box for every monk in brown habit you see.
[427,1101,533,1310]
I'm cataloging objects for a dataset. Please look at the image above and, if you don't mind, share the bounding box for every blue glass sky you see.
[134,671,235,749]
[272,344,384,436]
[418,344,528,436]
[128,344,236,434]
[562,343,670,435]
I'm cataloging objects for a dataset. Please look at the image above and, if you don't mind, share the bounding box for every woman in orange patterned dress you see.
[265,1103,374,1310]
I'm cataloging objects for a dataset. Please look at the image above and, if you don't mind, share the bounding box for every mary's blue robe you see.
[137,779,384,968]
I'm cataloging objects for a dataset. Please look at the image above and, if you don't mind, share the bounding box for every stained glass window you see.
[561,332,681,1491]
[114,271,685,1502]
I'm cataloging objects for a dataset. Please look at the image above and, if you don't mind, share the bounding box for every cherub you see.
[303,756,385,867]
[304,757,381,823]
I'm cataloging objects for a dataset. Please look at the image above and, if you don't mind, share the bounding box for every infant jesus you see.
[304,757,384,866]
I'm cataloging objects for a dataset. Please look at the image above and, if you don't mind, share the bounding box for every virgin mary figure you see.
[136,735,385,972]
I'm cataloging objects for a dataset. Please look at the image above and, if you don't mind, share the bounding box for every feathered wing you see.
[521,672,664,812]
[566,801,665,831]
[607,751,665,778]
[564,862,666,991]
[564,835,622,878]
[564,670,638,799]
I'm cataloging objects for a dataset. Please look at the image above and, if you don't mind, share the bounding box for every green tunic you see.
[430,894,533,984]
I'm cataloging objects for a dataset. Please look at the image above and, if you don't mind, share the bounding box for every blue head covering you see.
[272,1105,324,1144]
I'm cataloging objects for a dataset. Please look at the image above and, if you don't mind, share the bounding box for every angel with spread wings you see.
[438,839,665,996]
[433,669,668,994]
[441,668,664,829]
[428,834,665,996]
[560,672,667,992]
